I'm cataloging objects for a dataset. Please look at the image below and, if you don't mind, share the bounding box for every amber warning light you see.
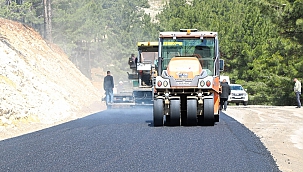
[187,29,191,35]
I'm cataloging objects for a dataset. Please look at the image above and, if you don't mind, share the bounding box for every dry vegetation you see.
[0,18,106,140]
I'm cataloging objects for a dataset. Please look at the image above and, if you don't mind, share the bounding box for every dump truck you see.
[107,42,158,108]
[153,29,223,126]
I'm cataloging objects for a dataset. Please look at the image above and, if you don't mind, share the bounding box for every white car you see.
[228,84,248,106]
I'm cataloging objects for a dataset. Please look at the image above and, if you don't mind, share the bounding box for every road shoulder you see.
[224,106,303,172]
[0,101,106,141]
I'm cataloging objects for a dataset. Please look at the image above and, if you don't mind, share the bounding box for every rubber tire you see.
[165,115,171,126]
[153,99,164,126]
[170,100,181,126]
[214,115,219,122]
[187,99,197,126]
[243,101,248,106]
[197,115,203,126]
[203,98,215,126]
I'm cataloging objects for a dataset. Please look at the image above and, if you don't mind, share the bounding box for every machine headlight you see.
[200,80,205,87]
[163,80,168,87]
[206,80,211,87]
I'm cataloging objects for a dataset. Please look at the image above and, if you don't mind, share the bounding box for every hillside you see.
[145,0,167,20]
[0,0,166,138]
[0,18,105,130]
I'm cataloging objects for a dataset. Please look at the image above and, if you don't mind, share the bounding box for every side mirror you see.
[219,59,224,71]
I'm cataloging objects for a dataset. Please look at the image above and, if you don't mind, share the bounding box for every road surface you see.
[0,107,279,171]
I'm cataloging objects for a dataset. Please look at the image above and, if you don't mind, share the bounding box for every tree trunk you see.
[43,0,52,42]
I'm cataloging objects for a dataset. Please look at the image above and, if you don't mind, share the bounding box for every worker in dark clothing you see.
[220,79,231,111]
[103,71,114,105]
[129,54,137,73]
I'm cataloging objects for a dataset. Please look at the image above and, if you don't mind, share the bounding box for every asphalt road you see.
[0,107,280,172]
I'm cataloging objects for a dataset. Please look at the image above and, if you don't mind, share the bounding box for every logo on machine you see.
[178,73,188,78]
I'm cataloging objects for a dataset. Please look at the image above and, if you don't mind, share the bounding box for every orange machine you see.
[153,29,224,126]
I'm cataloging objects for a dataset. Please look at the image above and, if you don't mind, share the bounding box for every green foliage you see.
[0,0,42,25]
[156,0,302,105]
[1,0,303,105]
[50,0,159,81]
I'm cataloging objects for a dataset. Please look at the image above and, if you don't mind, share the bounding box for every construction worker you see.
[220,79,231,111]
[103,71,114,105]
[294,78,301,108]
[130,54,137,73]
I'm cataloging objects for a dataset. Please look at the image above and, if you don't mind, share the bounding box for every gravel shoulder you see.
[224,105,303,172]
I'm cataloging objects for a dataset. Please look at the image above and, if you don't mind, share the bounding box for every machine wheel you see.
[170,100,181,126]
[165,115,171,125]
[197,115,203,126]
[214,115,219,122]
[187,99,197,126]
[243,101,248,106]
[153,99,164,126]
[203,98,215,126]
[236,103,239,106]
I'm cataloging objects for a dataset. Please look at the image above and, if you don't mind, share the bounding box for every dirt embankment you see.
[0,18,106,137]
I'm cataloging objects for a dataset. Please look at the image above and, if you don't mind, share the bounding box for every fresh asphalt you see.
[0,107,280,172]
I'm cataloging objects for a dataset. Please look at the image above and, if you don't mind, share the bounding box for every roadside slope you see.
[0,18,105,130]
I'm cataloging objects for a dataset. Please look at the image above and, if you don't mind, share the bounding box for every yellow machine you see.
[108,42,158,108]
[127,41,158,106]
[153,29,223,126]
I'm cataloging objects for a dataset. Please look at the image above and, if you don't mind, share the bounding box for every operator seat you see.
[194,45,211,58]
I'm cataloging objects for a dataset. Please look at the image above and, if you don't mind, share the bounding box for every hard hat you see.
[119,81,123,84]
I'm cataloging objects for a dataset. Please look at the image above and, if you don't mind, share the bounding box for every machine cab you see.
[157,29,220,78]
[135,42,158,87]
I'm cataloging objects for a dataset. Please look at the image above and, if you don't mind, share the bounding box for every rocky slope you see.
[0,18,104,128]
